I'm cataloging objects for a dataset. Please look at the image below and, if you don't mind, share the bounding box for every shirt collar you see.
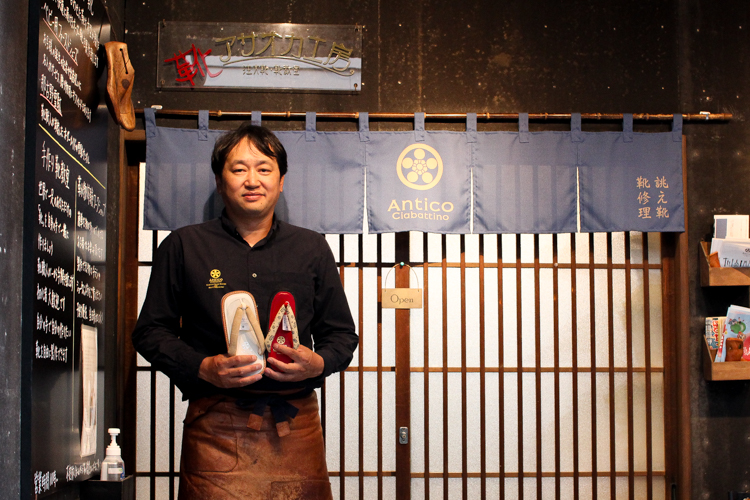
[220,210,279,247]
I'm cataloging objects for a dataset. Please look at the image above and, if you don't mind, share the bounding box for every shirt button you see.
[252,273,257,278]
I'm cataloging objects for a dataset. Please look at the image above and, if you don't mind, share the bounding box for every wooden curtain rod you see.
[138,108,732,122]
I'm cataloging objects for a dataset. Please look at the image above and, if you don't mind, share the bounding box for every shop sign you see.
[381,265,423,309]
[157,22,362,92]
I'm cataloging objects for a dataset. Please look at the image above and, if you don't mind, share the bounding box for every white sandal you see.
[221,291,265,375]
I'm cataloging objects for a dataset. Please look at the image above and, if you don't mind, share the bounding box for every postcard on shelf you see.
[705,317,724,350]
[714,214,749,240]
[709,238,750,267]
[716,305,750,362]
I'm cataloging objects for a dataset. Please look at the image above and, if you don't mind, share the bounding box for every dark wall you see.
[125,0,682,121]
[124,0,750,498]
[103,0,125,42]
[0,0,30,498]
[679,2,750,499]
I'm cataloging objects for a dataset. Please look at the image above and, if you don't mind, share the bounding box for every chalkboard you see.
[28,0,111,496]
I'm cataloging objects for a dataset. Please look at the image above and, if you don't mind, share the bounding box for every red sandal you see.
[265,291,299,364]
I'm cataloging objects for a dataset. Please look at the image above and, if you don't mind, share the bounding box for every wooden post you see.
[394,232,411,499]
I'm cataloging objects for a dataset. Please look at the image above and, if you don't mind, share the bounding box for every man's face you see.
[216,138,284,225]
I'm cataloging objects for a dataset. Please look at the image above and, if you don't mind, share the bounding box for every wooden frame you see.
[116,130,691,500]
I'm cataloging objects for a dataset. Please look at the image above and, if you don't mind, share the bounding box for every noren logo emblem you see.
[210,269,221,279]
[396,144,443,191]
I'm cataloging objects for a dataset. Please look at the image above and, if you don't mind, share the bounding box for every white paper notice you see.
[715,239,750,268]
[80,325,97,457]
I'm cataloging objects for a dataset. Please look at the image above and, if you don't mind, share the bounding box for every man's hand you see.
[264,344,324,382]
[198,354,263,388]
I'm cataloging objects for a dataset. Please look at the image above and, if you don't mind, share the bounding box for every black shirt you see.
[132,213,359,400]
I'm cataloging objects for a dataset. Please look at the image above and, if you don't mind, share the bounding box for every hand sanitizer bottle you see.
[100,428,125,481]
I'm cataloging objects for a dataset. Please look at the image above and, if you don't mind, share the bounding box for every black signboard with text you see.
[26,0,110,495]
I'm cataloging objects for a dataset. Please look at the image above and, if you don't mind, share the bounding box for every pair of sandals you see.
[221,291,300,376]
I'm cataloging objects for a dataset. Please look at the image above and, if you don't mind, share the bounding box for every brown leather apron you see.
[178,391,332,500]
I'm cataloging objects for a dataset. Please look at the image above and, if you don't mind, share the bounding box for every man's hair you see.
[211,123,288,177]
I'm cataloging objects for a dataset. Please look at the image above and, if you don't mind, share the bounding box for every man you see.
[132,123,358,499]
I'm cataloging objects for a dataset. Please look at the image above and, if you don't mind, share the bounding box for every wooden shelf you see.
[699,241,750,286]
[702,336,750,381]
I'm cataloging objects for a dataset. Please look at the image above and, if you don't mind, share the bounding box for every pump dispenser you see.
[100,428,125,481]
